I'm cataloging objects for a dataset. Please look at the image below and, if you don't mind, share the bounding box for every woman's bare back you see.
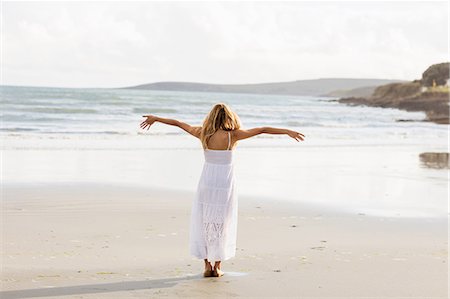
[206,129,235,150]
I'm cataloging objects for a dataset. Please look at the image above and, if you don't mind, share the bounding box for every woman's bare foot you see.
[213,268,224,277]
[203,259,213,277]
[213,261,224,277]
[203,269,214,277]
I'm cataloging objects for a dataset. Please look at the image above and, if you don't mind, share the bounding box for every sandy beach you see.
[1,182,447,298]
[1,86,448,298]
[3,1,449,298]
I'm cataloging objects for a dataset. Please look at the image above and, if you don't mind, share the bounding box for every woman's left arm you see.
[140,115,201,138]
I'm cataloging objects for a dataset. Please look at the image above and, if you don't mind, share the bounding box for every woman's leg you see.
[204,259,212,271]
[203,259,213,277]
[213,261,224,277]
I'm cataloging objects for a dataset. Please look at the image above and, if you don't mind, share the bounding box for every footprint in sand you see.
[310,246,326,251]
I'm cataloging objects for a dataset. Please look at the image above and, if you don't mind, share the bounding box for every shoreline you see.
[2,183,448,298]
[2,181,449,220]
[3,142,448,220]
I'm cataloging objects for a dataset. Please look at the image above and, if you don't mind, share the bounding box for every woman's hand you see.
[287,130,305,142]
[140,115,157,130]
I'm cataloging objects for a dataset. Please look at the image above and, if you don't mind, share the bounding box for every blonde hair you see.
[200,103,241,149]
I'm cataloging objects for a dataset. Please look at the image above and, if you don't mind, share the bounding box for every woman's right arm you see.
[140,115,201,138]
[234,127,305,142]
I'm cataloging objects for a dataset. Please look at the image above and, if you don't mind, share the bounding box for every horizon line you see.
[1,76,409,90]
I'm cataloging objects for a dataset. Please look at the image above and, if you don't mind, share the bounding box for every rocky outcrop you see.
[419,152,450,169]
[339,63,449,124]
[421,62,450,87]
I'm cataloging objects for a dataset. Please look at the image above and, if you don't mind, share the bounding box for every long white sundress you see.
[189,131,238,262]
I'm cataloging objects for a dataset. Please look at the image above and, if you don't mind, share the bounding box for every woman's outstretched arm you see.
[234,127,305,142]
[140,114,201,138]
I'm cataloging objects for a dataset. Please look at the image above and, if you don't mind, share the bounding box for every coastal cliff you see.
[338,63,450,124]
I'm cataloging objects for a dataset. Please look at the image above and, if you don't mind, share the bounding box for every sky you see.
[2,1,449,88]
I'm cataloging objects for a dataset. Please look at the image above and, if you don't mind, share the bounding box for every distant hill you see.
[122,78,404,97]
[339,62,450,124]
[323,85,379,98]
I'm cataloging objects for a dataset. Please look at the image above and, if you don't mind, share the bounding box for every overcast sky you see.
[2,1,449,88]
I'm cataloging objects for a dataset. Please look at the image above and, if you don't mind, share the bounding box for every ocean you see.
[1,85,446,146]
[1,85,448,218]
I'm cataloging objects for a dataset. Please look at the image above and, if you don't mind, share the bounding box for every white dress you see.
[189,131,238,262]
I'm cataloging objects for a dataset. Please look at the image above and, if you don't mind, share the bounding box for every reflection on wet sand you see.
[419,152,450,169]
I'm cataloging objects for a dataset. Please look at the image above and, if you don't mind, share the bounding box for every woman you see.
[140,103,305,278]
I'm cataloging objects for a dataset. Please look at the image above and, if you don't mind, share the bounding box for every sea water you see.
[1,85,448,218]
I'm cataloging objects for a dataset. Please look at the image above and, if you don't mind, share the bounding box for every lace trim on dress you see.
[203,222,225,244]
[202,203,226,246]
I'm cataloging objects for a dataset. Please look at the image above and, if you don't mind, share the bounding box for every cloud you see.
[2,1,448,88]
